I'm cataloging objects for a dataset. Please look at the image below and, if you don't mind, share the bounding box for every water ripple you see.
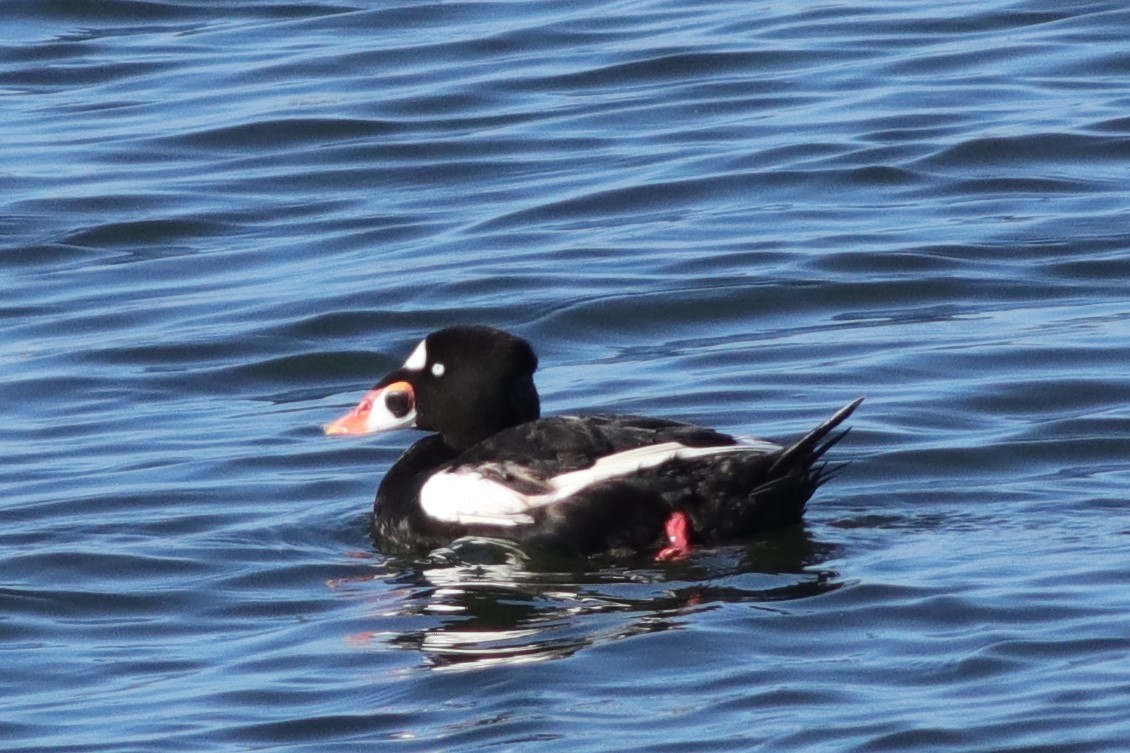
[4,0,1130,751]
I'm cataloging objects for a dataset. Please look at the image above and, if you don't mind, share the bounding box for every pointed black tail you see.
[769,396,865,479]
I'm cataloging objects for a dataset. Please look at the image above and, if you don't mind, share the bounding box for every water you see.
[3,1,1130,750]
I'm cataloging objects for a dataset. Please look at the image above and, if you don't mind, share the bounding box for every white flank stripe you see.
[420,472,537,526]
[419,440,780,527]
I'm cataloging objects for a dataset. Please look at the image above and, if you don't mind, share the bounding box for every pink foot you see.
[655,510,693,562]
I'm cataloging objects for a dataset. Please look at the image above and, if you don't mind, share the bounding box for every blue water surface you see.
[3,1,1130,751]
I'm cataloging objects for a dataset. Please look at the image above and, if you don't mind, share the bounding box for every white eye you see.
[403,340,427,371]
[431,362,446,378]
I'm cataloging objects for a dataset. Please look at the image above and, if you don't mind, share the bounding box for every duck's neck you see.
[440,376,541,452]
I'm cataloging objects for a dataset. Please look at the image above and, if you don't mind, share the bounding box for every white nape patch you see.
[403,339,428,371]
[420,441,773,527]
[431,362,445,378]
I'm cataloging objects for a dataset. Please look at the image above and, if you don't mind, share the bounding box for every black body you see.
[360,326,862,556]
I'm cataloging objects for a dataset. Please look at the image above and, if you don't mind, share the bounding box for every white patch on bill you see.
[403,339,428,371]
[366,391,416,433]
[419,441,779,527]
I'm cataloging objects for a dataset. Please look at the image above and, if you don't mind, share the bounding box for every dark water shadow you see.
[329,528,842,672]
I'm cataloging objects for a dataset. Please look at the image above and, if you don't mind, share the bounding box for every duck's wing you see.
[419,439,774,527]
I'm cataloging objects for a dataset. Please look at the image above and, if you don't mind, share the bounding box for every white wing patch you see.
[419,440,782,527]
[735,436,782,453]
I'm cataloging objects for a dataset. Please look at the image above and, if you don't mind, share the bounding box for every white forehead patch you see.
[431,362,445,378]
[403,339,428,371]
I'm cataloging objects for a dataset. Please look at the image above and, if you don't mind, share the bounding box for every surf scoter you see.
[326,325,862,560]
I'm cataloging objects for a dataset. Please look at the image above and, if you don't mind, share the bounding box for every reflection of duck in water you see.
[326,326,862,561]
[336,531,843,671]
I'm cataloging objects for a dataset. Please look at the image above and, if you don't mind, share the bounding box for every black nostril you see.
[385,390,413,418]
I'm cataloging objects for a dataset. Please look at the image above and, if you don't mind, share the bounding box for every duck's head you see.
[325,325,540,451]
